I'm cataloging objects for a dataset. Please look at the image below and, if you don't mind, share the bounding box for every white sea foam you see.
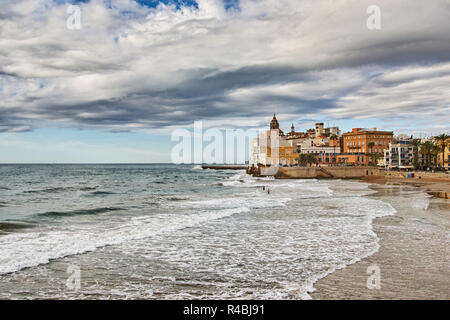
[301,196,397,299]
[0,207,250,275]
[123,194,397,300]
[179,196,292,210]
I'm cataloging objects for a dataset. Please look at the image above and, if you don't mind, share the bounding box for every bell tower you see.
[270,114,280,130]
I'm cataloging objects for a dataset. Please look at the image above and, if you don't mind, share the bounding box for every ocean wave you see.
[0,207,249,275]
[221,180,246,186]
[167,197,189,201]
[34,207,124,218]
[23,186,99,194]
[0,222,35,232]
[178,196,291,211]
[79,186,98,191]
[24,187,76,194]
[85,191,117,196]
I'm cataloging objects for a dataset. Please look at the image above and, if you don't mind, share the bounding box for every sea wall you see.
[256,166,449,180]
[272,167,382,179]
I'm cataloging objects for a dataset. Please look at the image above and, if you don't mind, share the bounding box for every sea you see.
[0,164,397,299]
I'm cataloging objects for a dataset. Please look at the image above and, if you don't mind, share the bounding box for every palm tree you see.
[420,140,440,169]
[296,154,308,167]
[420,141,433,168]
[434,134,450,168]
[410,138,422,170]
[307,153,317,166]
[431,143,441,167]
[372,152,382,167]
[297,153,317,167]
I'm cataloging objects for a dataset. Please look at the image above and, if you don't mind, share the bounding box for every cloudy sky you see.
[0,0,449,163]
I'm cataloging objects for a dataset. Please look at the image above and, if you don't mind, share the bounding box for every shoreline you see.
[311,176,450,300]
[361,175,450,199]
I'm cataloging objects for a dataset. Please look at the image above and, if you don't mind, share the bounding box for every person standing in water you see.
[267,188,270,195]
[263,186,265,191]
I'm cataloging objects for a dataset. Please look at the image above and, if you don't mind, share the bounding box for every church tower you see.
[270,114,280,130]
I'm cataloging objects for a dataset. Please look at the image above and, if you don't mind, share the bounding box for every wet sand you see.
[311,178,450,300]
[362,175,450,199]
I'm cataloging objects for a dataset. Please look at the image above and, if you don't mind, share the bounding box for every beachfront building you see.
[384,139,415,169]
[299,145,341,164]
[338,128,393,166]
[336,153,367,166]
[435,138,450,169]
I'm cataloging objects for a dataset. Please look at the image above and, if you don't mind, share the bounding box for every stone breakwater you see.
[274,167,382,179]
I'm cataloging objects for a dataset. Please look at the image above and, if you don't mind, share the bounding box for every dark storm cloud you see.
[0,0,449,132]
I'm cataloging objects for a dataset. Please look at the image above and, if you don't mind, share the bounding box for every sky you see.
[0,0,449,163]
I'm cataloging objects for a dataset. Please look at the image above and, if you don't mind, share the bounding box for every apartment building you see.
[384,139,415,169]
[339,128,393,165]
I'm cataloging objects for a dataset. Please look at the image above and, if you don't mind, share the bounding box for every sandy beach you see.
[363,175,450,199]
[312,175,450,300]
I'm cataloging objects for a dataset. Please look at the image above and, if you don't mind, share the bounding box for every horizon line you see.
[0,163,248,165]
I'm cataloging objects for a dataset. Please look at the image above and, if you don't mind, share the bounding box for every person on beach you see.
[263,186,265,191]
